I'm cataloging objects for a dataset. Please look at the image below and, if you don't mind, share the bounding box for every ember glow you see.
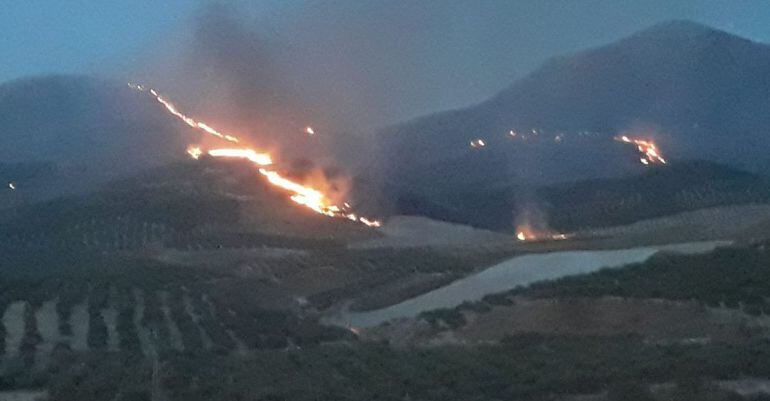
[515,225,539,241]
[186,146,203,160]
[615,135,667,165]
[208,148,272,166]
[131,83,381,228]
[128,83,239,144]
[470,138,486,148]
[515,225,568,242]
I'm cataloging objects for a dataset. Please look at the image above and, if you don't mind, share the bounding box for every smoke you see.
[124,4,360,172]
[118,3,401,215]
[513,199,553,237]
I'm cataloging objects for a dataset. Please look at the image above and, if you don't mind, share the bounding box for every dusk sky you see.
[4,1,770,125]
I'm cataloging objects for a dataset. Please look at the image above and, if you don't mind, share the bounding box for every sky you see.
[4,0,770,126]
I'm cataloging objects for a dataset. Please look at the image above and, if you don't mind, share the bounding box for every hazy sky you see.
[4,0,770,125]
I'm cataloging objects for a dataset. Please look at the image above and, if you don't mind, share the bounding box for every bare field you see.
[575,203,770,245]
[350,215,512,249]
[363,296,770,346]
[0,390,47,401]
[456,297,765,342]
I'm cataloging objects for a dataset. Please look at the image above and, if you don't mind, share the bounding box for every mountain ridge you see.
[381,19,770,186]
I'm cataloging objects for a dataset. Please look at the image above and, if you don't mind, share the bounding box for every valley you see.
[3,15,770,401]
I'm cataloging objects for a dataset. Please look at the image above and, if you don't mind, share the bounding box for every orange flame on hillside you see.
[186,146,203,160]
[208,148,273,166]
[615,135,667,165]
[515,225,568,242]
[129,83,381,228]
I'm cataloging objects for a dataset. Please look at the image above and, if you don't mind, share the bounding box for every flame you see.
[615,135,666,165]
[186,146,203,160]
[129,83,239,144]
[515,225,568,242]
[470,138,486,148]
[130,83,381,228]
[208,148,272,166]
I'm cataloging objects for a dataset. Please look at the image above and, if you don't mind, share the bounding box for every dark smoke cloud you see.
[123,2,484,172]
[128,3,368,171]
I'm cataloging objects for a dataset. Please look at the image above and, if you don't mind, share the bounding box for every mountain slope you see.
[388,160,770,232]
[0,75,192,201]
[381,20,770,188]
[540,160,770,231]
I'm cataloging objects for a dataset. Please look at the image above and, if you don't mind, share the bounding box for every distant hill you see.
[0,75,190,201]
[388,160,770,232]
[540,160,770,231]
[380,20,770,195]
[0,158,374,272]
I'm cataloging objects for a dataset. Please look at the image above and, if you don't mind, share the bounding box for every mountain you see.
[0,75,190,201]
[380,20,770,193]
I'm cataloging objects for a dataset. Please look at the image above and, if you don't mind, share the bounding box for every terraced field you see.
[0,287,234,367]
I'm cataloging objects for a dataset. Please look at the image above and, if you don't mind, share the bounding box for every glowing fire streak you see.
[130,83,381,227]
[616,135,667,165]
[187,146,203,160]
[208,148,272,166]
[129,83,239,144]
[470,138,486,148]
[516,226,568,242]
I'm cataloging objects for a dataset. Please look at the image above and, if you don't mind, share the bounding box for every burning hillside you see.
[615,135,667,165]
[130,83,380,227]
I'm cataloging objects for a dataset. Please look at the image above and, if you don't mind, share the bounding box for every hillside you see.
[541,160,770,231]
[0,75,191,202]
[379,21,770,225]
[0,158,375,275]
[389,159,770,232]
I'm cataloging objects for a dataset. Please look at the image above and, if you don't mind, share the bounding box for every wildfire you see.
[515,225,568,242]
[615,135,666,165]
[208,148,272,166]
[131,83,381,228]
[129,83,239,144]
[186,146,203,160]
